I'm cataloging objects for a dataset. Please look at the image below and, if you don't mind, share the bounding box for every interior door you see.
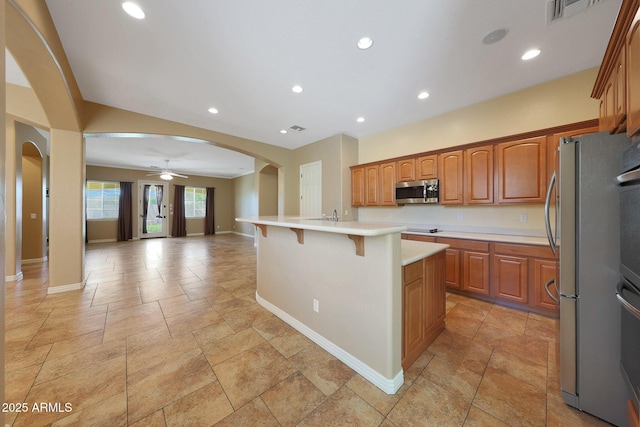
[139,181,168,238]
[299,161,322,217]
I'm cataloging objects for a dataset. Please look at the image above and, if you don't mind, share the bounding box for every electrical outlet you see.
[457,213,463,221]
[344,210,348,216]
[313,299,319,313]
[520,214,528,222]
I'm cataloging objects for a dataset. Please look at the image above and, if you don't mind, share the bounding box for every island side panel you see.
[255,226,402,387]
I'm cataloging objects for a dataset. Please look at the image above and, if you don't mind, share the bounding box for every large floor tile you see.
[213,341,297,408]
[297,386,384,427]
[261,372,327,427]
[288,344,356,396]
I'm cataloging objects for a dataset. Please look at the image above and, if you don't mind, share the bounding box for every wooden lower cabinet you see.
[439,238,490,296]
[628,399,639,427]
[402,251,445,370]
[492,254,528,303]
[464,251,490,295]
[532,258,559,311]
[405,235,560,316]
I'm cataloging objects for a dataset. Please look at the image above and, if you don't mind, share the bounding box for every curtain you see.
[172,185,187,237]
[205,187,215,235]
[142,184,150,234]
[155,184,163,218]
[117,181,133,241]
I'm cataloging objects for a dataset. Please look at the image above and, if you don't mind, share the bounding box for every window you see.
[86,181,120,219]
[185,186,206,218]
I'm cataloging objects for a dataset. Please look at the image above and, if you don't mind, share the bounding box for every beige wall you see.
[357,69,601,235]
[86,165,235,241]
[258,165,278,216]
[233,172,258,236]
[359,68,600,163]
[22,144,44,260]
[293,133,359,221]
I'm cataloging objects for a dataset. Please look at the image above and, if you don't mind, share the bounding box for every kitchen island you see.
[235,216,448,394]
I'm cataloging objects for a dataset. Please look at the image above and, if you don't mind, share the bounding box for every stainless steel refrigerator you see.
[545,132,630,426]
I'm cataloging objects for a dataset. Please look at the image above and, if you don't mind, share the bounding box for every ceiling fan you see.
[147,160,188,180]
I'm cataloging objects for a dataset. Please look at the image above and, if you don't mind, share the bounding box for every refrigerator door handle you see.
[617,280,640,320]
[616,168,640,185]
[544,171,557,254]
[544,278,560,304]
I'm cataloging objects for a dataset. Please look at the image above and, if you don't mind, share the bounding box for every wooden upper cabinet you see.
[397,159,416,182]
[365,165,380,206]
[628,10,640,137]
[594,0,640,135]
[615,48,627,129]
[464,145,494,204]
[438,150,464,204]
[416,155,438,180]
[496,137,547,203]
[380,162,397,206]
[351,166,365,207]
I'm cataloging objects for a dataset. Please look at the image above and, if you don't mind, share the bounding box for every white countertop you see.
[401,240,449,266]
[236,216,407,237]
[403,230,550,246]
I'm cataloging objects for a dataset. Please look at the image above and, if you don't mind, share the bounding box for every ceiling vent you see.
[289,125,306,132]
[546,0,604,24]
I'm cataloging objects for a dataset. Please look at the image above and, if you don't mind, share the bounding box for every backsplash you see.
[357,204,549,237]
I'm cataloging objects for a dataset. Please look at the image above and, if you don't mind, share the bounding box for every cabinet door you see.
[602,77,616,132]
[497,137,547,203]
[628,15,640,137]
[403,278,424,362]
[424,253,446,342]
[397,159,416,182]
[365,165,380,206]
[416,155,438,179]
[463,251,490,295]
[532,259,559,312]
[492,254,528,303]
[464,145,494,204]
[444,248,461,289]
[351,167,365,207]
[615,48,627,129]
[438,150,464,205]
[380,162,396,206]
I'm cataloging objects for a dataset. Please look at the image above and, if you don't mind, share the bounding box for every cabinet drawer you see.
[493,243,555,259]
[403,260,423,284]
[437,237,489,252]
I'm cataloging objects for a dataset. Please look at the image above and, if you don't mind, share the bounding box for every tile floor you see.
[4,234,612,426]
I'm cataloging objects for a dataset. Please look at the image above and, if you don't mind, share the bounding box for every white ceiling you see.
[6,0,623,179]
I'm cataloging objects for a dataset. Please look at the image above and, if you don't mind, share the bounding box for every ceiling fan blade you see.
[146,172,163,176]
[171,172,188,179]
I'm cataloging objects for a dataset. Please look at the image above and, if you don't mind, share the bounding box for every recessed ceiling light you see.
[122,2,145,19]
[522,49,541,60]
[208,107,219,114]
[418,91,430,100]
[482,28,508,45]
[280,129,287,134]
[356,117,366,123]
[292,85,303,94]
[357,37,373,50]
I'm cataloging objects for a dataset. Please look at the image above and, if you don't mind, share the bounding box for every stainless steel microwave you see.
[395,179,439,204]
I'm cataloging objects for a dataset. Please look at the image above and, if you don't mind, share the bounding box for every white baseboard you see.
[186,232,205,237]
[22,257,48,264]
[5,272,24,281]
[47,281,85,294]
[256,292,404,395]
[87,239,117,243]
[232,231,254,238]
